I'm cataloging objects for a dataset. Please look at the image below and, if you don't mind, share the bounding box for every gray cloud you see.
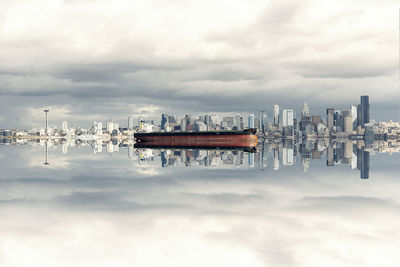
[0,0,398,129]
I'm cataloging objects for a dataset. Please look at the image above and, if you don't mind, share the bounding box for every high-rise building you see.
[326,108,334,131]
[258,111,267,131]
[301,103,310,121]
[234,114,241,129]
[248,114,255,128]
[180,118,187,132]
[360,95,370,127]
[161,114,168,130]
[273,105,279,126]
[342,110,352,134]
[106,122,114,133]
[282,109,294,127]
[62,121,68,131]
[128,116,134,130]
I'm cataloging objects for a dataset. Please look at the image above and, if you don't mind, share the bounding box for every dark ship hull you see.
[134,129,257,147]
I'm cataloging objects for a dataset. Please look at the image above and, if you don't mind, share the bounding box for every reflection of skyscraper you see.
[358,148,370,179]
[282,147,293,165]
[248,153,255,168]
[327,143,334,166]
[273,105,279,126]
[273,148,279,171]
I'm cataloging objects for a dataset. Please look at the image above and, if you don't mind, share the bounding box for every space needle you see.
[44,108,49,135]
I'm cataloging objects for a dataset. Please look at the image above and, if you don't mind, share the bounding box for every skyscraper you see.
[301,103,310,121]
[248,114,255,129]
[258,111,267,132]
[234,114,241,129]
[62,121,68,131]
[282,109,294,127]
[273,105,279,126]
[360,95,370,127]
[161,114,168,130]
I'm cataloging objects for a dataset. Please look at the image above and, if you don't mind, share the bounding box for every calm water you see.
[0,140,399,267]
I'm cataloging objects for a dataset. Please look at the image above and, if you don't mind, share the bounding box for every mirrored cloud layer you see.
[0,144,399,266]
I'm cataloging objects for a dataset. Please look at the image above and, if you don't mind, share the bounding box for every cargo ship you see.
[134,128,257,148]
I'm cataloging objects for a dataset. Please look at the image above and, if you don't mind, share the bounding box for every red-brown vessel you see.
[134,128,257,148]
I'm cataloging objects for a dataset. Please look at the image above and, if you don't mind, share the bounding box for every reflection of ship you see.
[134,129,258,147]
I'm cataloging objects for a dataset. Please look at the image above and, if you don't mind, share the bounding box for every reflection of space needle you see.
[44,141,49,166]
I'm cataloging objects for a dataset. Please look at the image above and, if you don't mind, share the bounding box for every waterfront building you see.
[248,114,255,129]
[360,95,370,127]
[273,105,279,126]
[282,109,294,127]
[301,103,310,121]
[62,121,68,131]
[106,122,114,133]
[326,108,334,132]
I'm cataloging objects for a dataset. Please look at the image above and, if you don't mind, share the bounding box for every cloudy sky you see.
[0,0,398,128]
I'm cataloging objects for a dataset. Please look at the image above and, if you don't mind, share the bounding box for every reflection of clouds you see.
[136,167,160,177]
[0,149,399,266]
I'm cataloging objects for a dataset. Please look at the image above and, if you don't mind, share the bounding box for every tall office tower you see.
[234,114,241,128]
[357,104,362,127]
[128,116,134,130]
[106,122,114,133]
[62,121,68,131]
[326,108,335,131]
[360,95,370,127]
[161,114,168,130]
[301,103,310,121]
[350,105,357,126]
[342,110,352,134]
[282,109,294,127]
[334,111,343,132]
[273,105,279,126]
[258,111,267,130]
[248,114,255,128]
[180,118,187,131]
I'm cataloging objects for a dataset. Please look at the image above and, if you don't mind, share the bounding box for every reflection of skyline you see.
[2,138,399,179]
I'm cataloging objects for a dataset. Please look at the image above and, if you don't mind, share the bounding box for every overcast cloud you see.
[0,0,399,128]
